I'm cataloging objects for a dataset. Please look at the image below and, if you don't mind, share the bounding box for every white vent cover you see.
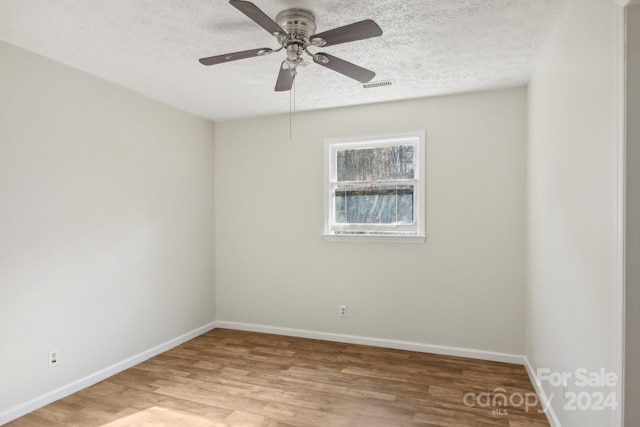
[361,79,394,89]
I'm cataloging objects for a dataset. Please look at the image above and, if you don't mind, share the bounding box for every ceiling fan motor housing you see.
[276,8,318,72]
[275,8,317,40]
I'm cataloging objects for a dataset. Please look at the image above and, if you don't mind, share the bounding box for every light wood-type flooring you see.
[7,328,550,427]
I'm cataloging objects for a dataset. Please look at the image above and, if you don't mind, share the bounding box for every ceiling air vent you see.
[361,79,393,89]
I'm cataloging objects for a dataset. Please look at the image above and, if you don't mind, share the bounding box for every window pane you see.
[335,185,414,224]
[336,145,414,182]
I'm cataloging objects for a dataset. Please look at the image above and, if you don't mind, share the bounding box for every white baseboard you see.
[0,321,217,426]
[524,357,562,427]
[216,320,526,365]
[1,321,544,427]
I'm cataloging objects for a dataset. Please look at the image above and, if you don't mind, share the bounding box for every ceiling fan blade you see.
[275,62,294,92]
[313,53,375,83]
[199,48,272,65]
[229,0,286,36]
[310,19,382,47]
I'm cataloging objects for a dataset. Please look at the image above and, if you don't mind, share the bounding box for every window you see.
[324,131,426,242]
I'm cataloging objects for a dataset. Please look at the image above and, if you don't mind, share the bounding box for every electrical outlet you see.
[339,305,348,317]
[49,350,59,367]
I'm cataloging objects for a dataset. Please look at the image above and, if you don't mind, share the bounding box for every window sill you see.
[323,234,427,244]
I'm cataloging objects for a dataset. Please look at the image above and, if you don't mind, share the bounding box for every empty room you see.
[0,0,637,426]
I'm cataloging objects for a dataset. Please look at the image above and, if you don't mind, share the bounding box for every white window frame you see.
[323,131,426,243]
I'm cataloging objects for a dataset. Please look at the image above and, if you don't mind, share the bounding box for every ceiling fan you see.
[199,0,383,92]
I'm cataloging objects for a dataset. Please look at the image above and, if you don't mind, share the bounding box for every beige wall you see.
[527,0,622,425]
[214,87,527,356]
[0,41,216,418]
[625,5,640,427]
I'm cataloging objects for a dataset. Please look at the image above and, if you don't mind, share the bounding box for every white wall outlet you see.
[339,305,348,317]
[48,350,59,367]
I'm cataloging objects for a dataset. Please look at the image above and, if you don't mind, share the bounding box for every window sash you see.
[330,179,418,230]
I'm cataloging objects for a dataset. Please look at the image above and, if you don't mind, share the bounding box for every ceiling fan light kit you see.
[199,0,383,92]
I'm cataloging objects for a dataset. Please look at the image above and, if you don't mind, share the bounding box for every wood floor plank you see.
[6,329,550,426]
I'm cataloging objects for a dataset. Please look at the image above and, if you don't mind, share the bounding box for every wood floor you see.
[7,329,550,427]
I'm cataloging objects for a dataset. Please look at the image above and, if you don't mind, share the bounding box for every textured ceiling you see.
[0,0,568,121]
